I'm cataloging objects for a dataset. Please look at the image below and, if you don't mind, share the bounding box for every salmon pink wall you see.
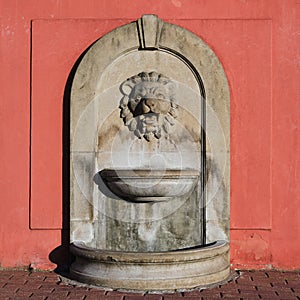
[0,0,299,270]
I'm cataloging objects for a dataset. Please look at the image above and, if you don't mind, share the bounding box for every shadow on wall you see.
[48,42,97,275]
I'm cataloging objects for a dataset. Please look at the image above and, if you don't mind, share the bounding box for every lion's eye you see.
[156,93,165,99]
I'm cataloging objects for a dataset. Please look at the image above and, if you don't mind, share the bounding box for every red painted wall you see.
[0,0,299,270]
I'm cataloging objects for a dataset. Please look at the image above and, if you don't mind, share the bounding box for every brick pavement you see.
[0,269,299,299]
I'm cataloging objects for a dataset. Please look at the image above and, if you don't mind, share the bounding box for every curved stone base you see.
[70,240,230,291]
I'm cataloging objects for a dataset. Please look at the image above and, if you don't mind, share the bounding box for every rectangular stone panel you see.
[175,19,272,229]
[30,19,129,229]
[30,19,271,230]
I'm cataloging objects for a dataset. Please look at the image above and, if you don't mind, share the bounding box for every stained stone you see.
[70,14,230,290]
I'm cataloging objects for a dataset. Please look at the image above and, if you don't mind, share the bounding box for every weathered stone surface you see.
[70,14,230,289]
[119,71,178,141]
[101,185,202,252]
[137,15,163,49]
[100,169,199,202]
[70,240,230,291]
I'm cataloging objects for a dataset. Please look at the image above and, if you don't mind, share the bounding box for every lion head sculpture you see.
[119,72,178,141]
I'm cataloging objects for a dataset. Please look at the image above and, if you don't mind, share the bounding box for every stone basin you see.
[100,169,199,202]
[69,240,230,291]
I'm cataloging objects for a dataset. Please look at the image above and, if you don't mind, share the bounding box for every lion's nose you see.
[144,98,158,112]
[141,101,151,113]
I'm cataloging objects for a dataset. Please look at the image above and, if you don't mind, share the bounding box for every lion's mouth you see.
[142,113,159,125]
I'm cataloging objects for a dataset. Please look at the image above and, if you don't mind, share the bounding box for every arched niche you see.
[69,15,230,290]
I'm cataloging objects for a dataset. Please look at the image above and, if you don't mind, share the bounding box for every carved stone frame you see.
[70,15,230,290]
[71,14,230,244]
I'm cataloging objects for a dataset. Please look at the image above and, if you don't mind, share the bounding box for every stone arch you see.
[70,15,230,290]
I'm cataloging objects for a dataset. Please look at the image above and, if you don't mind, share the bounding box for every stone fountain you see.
[69,15,230,290]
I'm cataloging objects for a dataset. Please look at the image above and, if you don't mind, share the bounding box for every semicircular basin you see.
[100,169,199,202]
[70,240,230,291]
